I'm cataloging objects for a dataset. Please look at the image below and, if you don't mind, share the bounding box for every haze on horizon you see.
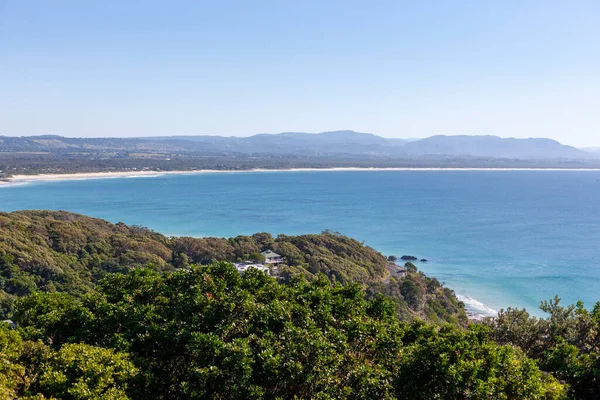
[1,1,599,147]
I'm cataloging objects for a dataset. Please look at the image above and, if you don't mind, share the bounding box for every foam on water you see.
[456,294,498,318]
[0,182,30,188]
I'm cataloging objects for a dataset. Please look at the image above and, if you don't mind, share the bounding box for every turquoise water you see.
[1,170,599,316]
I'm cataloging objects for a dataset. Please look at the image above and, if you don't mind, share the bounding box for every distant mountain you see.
[0,135,167,152]
[136,132,591,159]
[0,131,590,160]
[143,130,406,155]
[402,135,588,159]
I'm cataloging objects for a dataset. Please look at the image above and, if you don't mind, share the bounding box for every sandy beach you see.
[1,166,600,186]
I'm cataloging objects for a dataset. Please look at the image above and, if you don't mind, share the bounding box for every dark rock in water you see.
[420,259,428,262]
[400,255,418,261]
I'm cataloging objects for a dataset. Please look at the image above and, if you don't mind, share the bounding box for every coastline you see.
[1,168,587,321]
[2,166,600,186]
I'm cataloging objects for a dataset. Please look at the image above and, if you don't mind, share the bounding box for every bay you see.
[1,170,599,317]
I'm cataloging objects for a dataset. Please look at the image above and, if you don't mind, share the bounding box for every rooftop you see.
[261,250,281,257]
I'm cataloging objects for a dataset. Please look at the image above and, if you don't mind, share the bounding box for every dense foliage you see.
[368,262,468,326]
[0,323,138,399]
[173,231,387,284]
[0,211,465,324]
[0,211,174,317]
[1,211,599,398]
[482,297,600,399]
[3,264,567,399]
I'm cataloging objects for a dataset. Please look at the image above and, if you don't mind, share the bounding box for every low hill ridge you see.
[0,131,590,160]
[0,210,466,325]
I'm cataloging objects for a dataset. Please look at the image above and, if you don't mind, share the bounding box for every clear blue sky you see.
[1,1,599,146]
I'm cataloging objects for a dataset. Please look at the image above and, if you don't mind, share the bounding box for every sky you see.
[1,1,599,147]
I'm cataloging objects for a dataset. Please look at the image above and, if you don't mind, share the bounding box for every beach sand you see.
[1,167,599,186]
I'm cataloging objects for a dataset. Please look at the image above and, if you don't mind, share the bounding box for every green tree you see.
[0,323,26,398]
[248,252,265,262]
[38,343,138,400]
[483,297,600,399]
[0,324,137,400]
[13,264,566,399]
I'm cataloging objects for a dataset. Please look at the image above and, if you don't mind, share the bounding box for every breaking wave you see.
[456,294,498,318]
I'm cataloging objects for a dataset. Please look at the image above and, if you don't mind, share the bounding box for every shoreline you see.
[2,166,600,186]
[0,168,558,320]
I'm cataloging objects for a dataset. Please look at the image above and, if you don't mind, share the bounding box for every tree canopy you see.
[483,296,600,399]
[2,211,597,398]
[4,264,567,399]
[0,211,466,325]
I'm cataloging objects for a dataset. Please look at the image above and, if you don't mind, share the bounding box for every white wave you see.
[124,174,161,179]
[456,294,498,318]
[0,181,31,188]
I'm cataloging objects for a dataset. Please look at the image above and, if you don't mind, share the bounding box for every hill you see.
[583,147,600,155]
[3,132,599,176]
[145,130,407,155]
[0,210,466,325]
[0,131,590,160]
[403,135,587,159]
[0,131,404,156]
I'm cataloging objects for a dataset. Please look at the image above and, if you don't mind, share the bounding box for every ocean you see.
[1,170,599,317]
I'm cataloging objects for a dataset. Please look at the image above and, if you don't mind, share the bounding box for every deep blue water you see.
[1,170,599,316]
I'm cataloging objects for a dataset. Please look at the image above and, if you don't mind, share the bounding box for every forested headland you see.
[0,211,598,399]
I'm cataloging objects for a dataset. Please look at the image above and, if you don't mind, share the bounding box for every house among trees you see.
[261,250,283,266]
[233,262,269,274]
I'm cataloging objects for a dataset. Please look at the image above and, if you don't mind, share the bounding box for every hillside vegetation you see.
[483,299,600,399]
[1,211,599,398]
[0,211,465,325]
[368,262,467,326]
[2,265,566,399]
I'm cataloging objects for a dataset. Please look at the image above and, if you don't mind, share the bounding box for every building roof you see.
[261,250,281,258]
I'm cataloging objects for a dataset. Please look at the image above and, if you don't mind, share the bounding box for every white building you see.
[261,250,283,266]
[233,262,270,274]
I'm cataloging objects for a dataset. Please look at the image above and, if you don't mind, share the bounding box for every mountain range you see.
[0,131,596,160]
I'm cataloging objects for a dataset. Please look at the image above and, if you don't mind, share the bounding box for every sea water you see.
[1,170,599,317]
